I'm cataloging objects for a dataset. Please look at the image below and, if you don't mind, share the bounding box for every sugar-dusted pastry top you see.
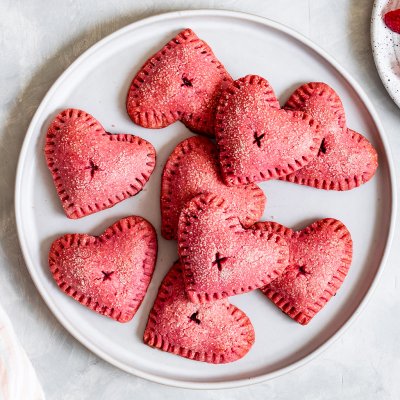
[282,82,378,190]
[215,75,323,186]
[161,136,266,240]
[144,261,255,363]
[256,218,353,325]
[45,108,156,218]
[49,216,157,322]
[178,193,289,303]
[126,28,232,136]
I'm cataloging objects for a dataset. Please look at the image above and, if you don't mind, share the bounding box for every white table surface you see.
[1,0,399,398]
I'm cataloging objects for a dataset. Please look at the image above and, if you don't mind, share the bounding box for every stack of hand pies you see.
[45,29,378,364]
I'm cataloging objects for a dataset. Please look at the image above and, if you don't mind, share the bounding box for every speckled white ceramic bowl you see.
[371,0,400,108]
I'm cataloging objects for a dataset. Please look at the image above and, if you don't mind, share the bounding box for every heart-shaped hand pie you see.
[49,216,157,322]
[144,261,255,363]
[178,193,289,303]
[215,75,323,186]
[254,218,352,325]
[45,108,156,219]
[161,136,266,240]
[282,82,378,190]
[126,28,232,136]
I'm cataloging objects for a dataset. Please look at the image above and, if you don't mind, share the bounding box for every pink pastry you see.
[161,136,266,240]
[215,75,323,185]
[45,108,156,219]
[178,193,289,303]
[255,219,353,325]
[144,261,255,363]
[283,82,378,190]
[49,216,157,322]
[126,28,232,136]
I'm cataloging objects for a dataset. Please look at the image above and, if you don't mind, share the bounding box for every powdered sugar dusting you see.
[283,82,378,190]
[259,218,353,324]
[126,28,232,136]
[49,216,157,322]
[215,75,322,185]
[45,108,156,218]
[143,262,255,364]
[161,136,266,239]
[177,193,289,302]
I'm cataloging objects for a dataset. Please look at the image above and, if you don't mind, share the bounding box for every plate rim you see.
[371,0,400,109]
[15,9,397,389]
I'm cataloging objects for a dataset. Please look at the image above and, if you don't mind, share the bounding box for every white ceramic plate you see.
[372,0,400,108]
[15,10,396,389]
